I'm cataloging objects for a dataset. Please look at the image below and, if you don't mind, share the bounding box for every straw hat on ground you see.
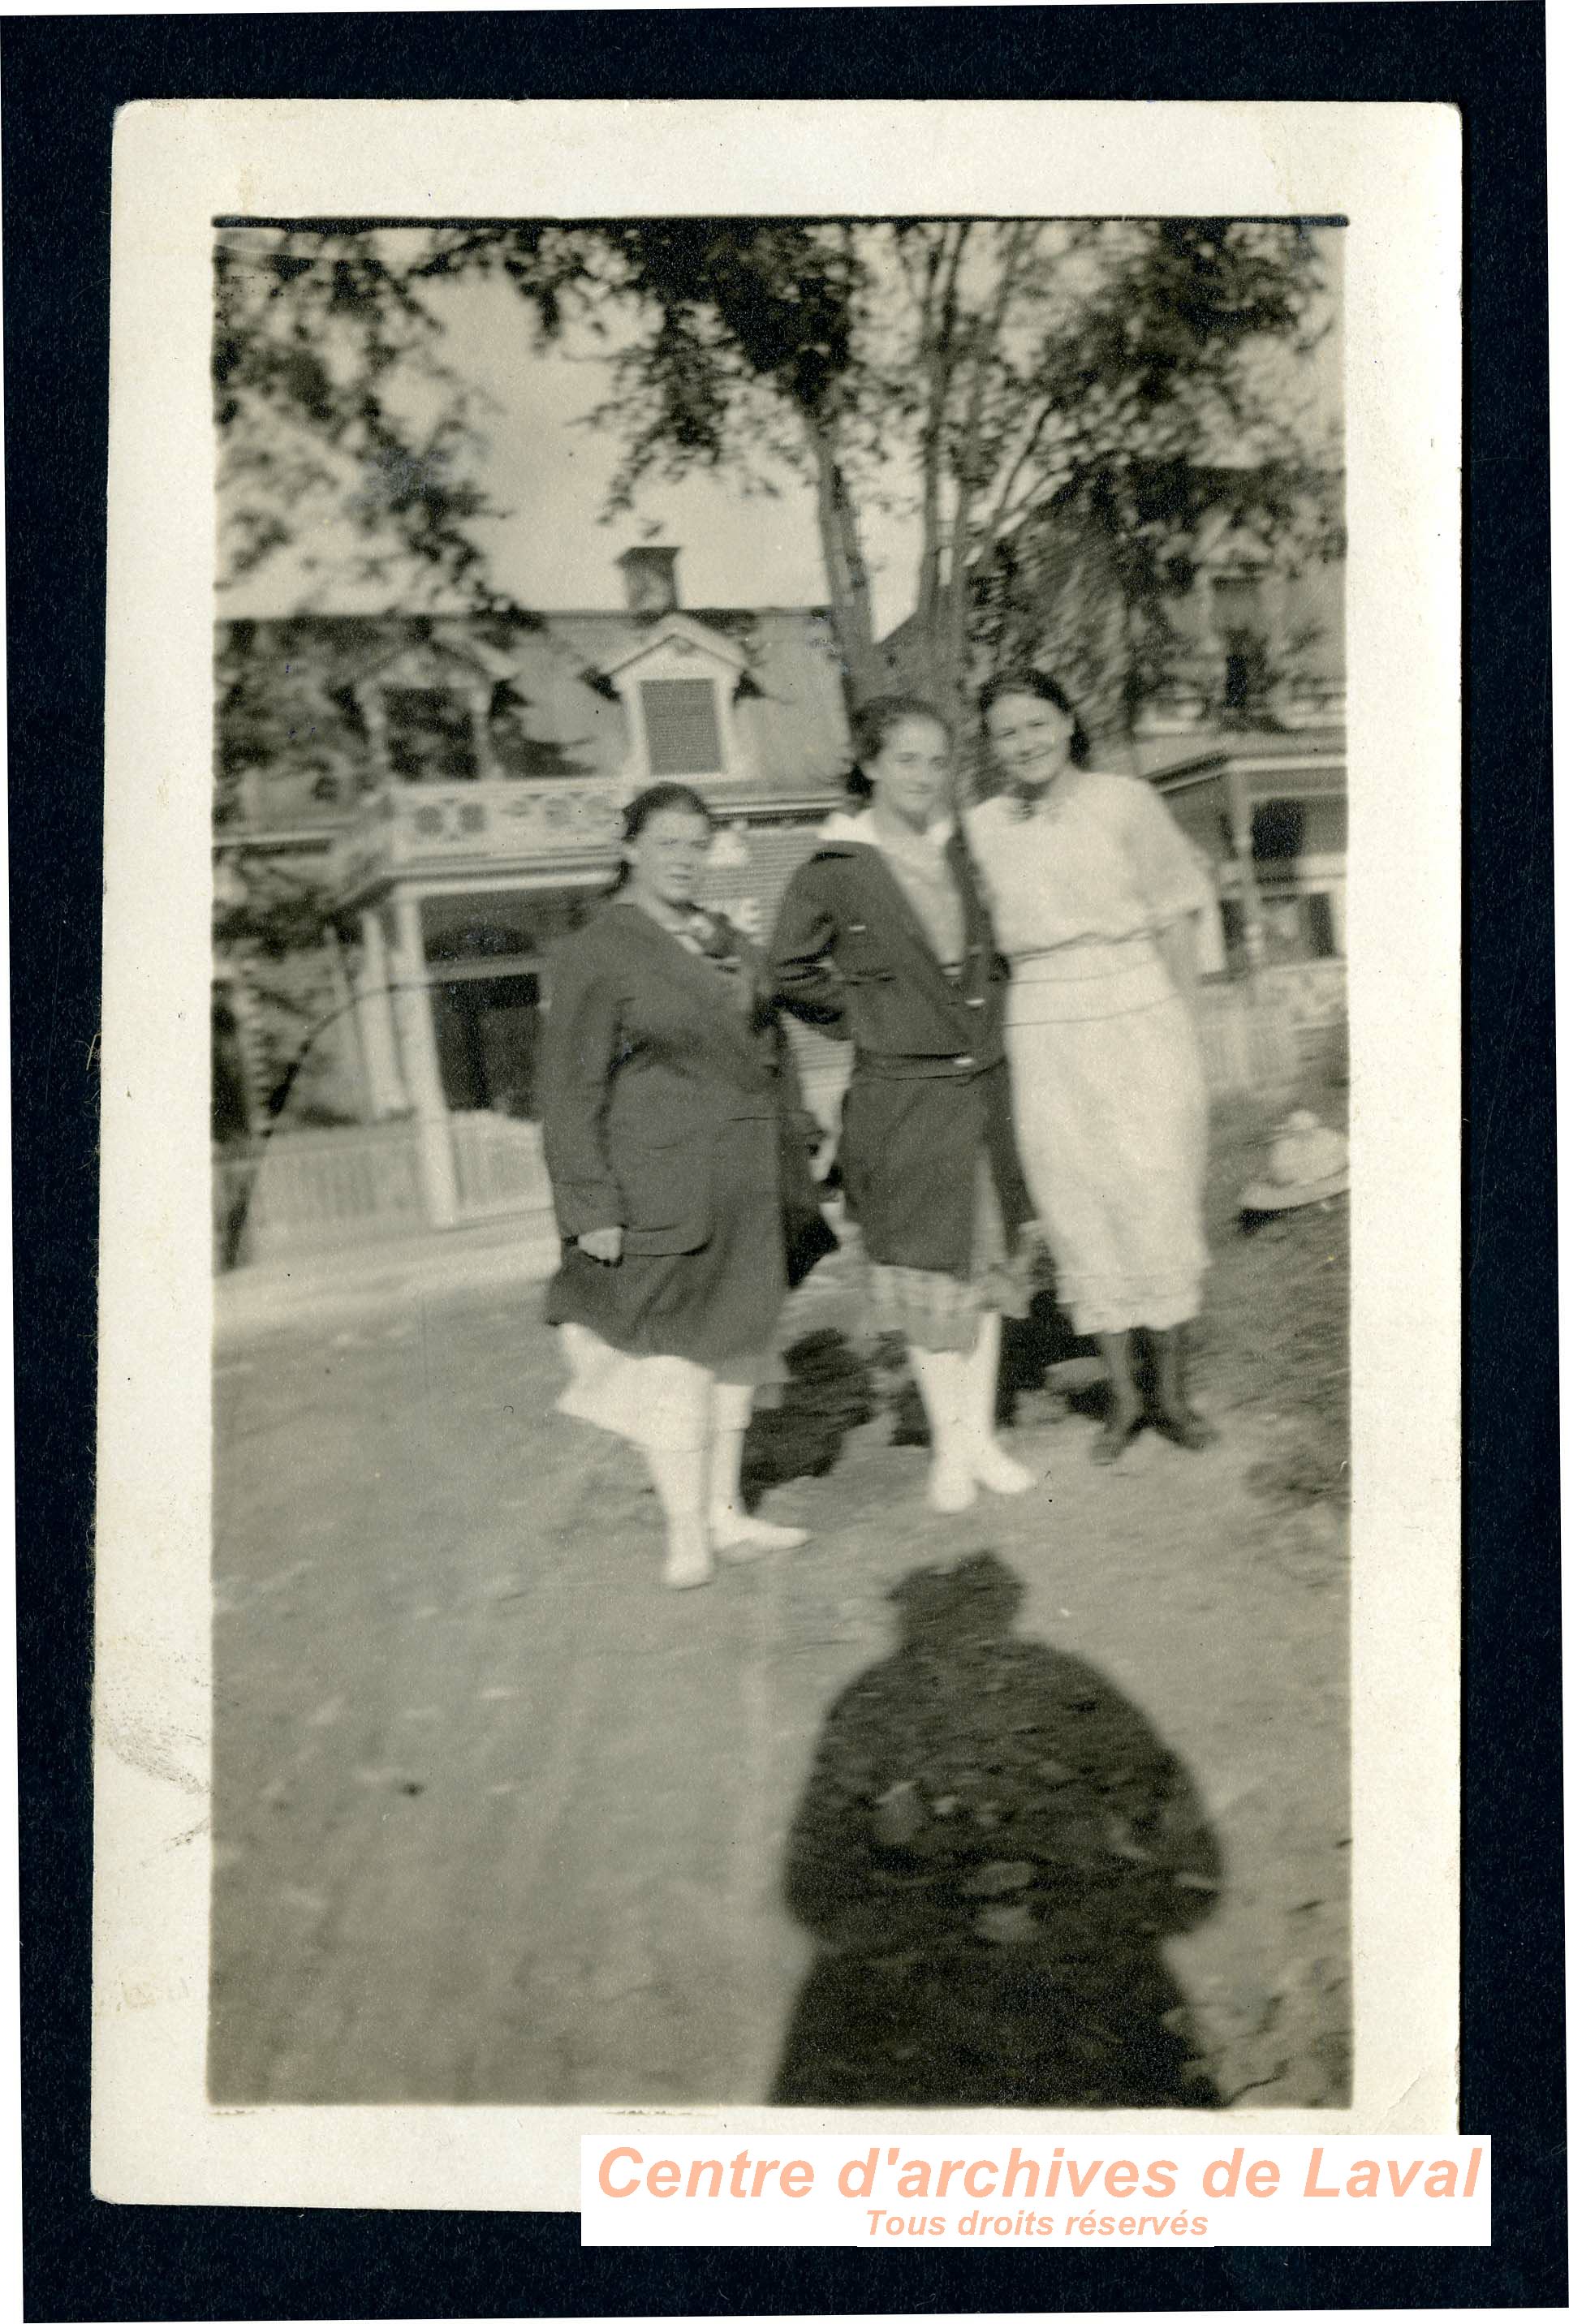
[1240,1109,1349,1213]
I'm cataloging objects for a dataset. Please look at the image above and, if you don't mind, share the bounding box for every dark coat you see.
[769,828,1033,1276]
[541,897,825,1261]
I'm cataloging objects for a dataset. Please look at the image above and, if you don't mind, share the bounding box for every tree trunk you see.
[938,563,971,728]
[806,413,886,708]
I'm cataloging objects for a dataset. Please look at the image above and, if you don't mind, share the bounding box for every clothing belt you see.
[855,1051,1000,1082]
[1010,934,1160,983]
[1006,936,1172,1025]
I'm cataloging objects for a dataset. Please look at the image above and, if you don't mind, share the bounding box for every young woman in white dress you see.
[966,671,1218,1463]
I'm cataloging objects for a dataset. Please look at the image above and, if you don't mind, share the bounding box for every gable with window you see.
[597,615,756,790]
[639,677,724,777]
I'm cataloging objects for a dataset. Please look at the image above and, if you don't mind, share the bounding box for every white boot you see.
[706,1383,810,1561]
[965,1310,1035,1495]
[907,1345,977,1513]
[645,1443,713,1590]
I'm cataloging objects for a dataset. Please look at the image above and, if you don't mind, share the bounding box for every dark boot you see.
[1148,1324,1217,1451]
[1091,1330,1143,1465]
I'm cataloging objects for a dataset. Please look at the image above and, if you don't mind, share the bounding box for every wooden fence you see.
[214,1122,425,1267]
[448,1112,554,1220]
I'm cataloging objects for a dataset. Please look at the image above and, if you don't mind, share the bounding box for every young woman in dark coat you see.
[769,697,1039,1513]
[541,782,833,1590]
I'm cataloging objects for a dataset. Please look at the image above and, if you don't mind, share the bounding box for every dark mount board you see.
[6,6,1554,2317]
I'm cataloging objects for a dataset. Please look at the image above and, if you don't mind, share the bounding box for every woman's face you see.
[623,807,712,910]
[866,716,953,832]
[985,690,1075,788]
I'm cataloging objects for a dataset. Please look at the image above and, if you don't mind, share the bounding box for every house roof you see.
[593,609,754,682]
[1097,723,1346,786]
[218,604,856,811]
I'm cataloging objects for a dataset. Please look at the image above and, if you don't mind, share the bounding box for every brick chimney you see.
[616,544,681,617]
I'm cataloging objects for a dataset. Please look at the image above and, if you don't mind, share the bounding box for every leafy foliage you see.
[216,216,1338,716]
[215,228,518,605]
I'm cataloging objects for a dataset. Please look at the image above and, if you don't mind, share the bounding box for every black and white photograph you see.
[90,97,1462,2209]
[208,200,1351,2112]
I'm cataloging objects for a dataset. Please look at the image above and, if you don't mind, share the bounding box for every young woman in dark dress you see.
[769,697,1039,1513]
[540,783,831,1590]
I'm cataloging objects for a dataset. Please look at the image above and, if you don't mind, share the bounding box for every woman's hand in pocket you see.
[578,1226,624,1264]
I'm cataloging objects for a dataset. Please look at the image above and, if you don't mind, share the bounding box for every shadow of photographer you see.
[771,1552,1224,2109]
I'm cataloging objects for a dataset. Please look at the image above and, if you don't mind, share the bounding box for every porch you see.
[217,966,1339,1269]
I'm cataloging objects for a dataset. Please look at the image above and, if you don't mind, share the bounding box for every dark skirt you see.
[545,1113,788,1370]
[866,1159,1034,1353]
[838,1056,1032,1279]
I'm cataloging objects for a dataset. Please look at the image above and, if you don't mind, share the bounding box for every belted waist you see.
[1010,934,1160,983]
[1006,935,1173,1025]
[855,1049,1002,1082]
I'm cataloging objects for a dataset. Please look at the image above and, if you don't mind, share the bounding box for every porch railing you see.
[334,776,623,900]
[448,1111,554,1220]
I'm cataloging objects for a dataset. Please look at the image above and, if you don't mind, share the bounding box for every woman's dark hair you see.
[606,781,714,893]
[977,668,1093,768]
[844,693,953,802]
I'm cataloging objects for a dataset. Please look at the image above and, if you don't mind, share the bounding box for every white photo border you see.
[94,97,1460,2210]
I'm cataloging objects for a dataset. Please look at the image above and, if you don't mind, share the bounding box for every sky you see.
[438,278,860,615]
[220,225,1343,631]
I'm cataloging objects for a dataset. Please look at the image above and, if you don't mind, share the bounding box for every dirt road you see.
[212,1199,1349,2108]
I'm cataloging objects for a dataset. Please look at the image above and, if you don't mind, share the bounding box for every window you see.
[383,687,479,782]
[1210,572,1264,631]
[640,678,723,777]
[1251,798,1307,864]
[1223,639,1269,716]
[1210,571,1269,720]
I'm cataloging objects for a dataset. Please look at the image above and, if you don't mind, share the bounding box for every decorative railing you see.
[334,777,623,899]
[1137,655,1344,738]
[1196,983,1300,1102]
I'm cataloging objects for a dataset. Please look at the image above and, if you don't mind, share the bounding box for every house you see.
[216,508,1347,1262]
[947,471,1348,988]
[1094,500,1347,994]
[214,548,852,1252]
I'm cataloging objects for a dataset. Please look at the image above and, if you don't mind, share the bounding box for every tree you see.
[509,217,1337,721]
[968,444,1346,748]
[214,225,513,608]
[215,216,1338,720]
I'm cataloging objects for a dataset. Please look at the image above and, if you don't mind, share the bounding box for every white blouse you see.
[966,772,1212,959]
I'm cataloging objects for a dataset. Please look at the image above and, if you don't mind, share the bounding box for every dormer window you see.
[384,686,480,782]
[598,613,754,789]
[1208,570,1269,721]
[639,677,724,777]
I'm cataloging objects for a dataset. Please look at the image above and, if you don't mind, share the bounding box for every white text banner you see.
[581,2134,1489,2247]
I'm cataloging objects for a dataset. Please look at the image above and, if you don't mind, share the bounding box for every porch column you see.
[1225,762,1267,974]
[355,907,409,1119]
[1195,890,1228,978]
[1325,878,1347,959]
[390,890,459,1227]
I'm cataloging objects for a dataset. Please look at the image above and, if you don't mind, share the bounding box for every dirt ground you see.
[211,1064,1349,2110]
